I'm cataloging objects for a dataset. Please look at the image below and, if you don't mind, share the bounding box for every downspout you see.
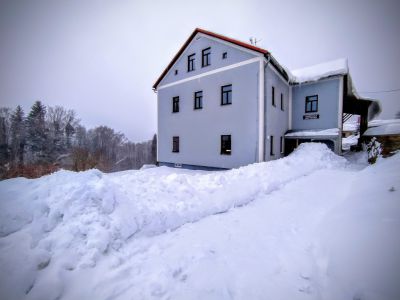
[153,87,159,163]
[258,57,265,162]
[258,55,271,162]
[338,76,344,154]
[265,55,271,161]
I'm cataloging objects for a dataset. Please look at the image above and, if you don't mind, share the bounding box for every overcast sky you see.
[1,0,399,142]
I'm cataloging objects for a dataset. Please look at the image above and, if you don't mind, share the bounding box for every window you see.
[175,69,178,75]
[305,95,318,113]
[221,84,232,105]
[172,136,179,153]
[280,136,284,153]
[202,47,211,67]
[280,93,284,111]
[187,53,195,72]
[221,135,231,155]
[194,91,203,109]
[272,86,275,106]
[172,96,179,113]
[222,52,227,59]
[270,136,274,156]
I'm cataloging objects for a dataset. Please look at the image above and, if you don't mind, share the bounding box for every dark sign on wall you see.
[303,114,319,120]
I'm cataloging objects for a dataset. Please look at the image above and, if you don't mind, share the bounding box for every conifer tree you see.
[0,108,10,165]
[10,105,25,166]
[151,134,157,164]
[26,101,48,163]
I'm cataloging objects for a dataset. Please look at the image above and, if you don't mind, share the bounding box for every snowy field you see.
[0,143,399,300]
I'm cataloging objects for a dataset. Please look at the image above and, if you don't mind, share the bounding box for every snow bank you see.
[0,145,343,267]
[0,144,398,300]
[291,58,348,84]
[313,152,400,299]
[342,134,359,150]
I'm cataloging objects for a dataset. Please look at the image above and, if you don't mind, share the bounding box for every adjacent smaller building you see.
[361,119,400,157]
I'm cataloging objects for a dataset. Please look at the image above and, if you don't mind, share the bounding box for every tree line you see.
[0,101,157,179]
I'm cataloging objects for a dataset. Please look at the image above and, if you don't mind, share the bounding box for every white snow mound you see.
[0,143,399,300]
[0,143,345,266]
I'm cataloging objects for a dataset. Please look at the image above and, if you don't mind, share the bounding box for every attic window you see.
[222,52,227,59]
[202,47,211,67]
[175,69,178,75]
[187,53,195,72]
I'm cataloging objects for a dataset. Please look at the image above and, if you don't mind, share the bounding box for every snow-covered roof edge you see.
[289,58,349,84]
[364,122,400,136]
[285,128,340,137]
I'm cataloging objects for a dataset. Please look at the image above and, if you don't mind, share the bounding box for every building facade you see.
[153,28,379,170]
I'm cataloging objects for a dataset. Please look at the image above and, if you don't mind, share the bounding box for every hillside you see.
[0,144,399,300]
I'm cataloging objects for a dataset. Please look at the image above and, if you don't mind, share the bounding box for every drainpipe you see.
[259,55,271,162]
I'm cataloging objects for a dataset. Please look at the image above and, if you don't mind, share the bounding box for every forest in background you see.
[0,101,157,179]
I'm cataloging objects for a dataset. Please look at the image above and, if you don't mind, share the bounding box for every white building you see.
[153,28,380,170]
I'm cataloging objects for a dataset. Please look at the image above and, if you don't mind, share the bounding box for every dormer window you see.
[187,53,195,72]
[222,52,227,59]
[202,47,211,67]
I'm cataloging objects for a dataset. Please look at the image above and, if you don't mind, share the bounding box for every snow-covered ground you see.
[342,134,360,150]
[0,143,399,300]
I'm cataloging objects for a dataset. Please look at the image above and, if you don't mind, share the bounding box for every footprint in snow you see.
[298,285,312,294]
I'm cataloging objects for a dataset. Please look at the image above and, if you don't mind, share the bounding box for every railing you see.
[342,113,353,123]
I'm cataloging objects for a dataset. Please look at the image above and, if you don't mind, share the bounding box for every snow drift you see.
[0,144,345,267]
[0,143,399,300]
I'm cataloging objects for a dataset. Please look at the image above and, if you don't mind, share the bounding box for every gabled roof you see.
[152,28,269,90]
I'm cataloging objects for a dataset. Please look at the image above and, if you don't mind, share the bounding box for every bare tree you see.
[2,101,157,178]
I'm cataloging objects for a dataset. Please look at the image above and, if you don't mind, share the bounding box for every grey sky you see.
[1,0,399,142]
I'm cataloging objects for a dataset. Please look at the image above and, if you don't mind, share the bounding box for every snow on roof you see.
[290,58,348,84]
[364,119,400,136]
[343,121,359,132]
[368,119,400,127]
[285,128,339,137]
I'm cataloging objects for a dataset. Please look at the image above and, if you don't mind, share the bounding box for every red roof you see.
[152,28,269,90]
